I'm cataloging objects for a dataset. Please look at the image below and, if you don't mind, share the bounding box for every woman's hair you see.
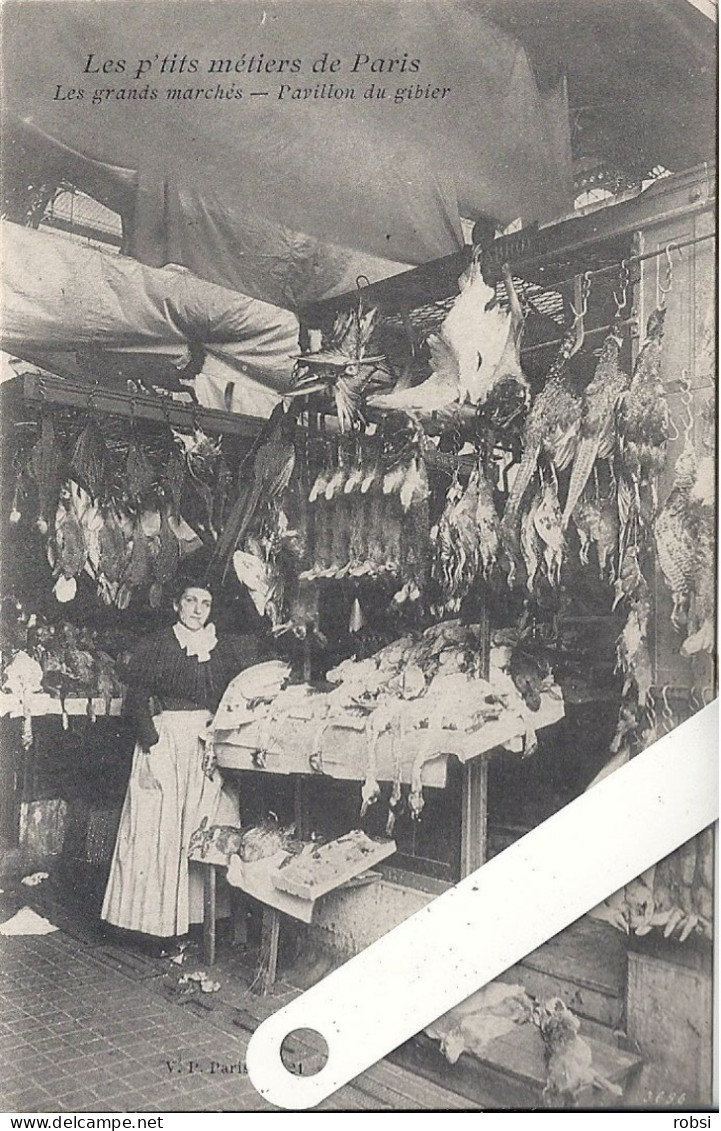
[171,575,215,606]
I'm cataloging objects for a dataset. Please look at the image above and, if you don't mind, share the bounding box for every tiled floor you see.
[0,930,272,1112]
[0,878,470,1114]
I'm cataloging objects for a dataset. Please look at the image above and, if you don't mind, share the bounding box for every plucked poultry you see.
[371,259,526,417]
[562,324,629,527]
[1,650,44,748]
[369,332,462,416]
[438,255,521,406]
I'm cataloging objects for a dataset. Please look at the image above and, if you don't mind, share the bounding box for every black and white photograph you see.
[0,0,717,1115]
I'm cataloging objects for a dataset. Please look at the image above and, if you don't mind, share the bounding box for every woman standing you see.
[102,579,260,944]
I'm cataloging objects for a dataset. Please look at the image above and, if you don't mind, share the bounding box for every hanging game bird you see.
[562,323,629,527]
[616,307,670,536]
[503,328,581,522]
[208,402,296,584]
[289,306,388,431]
[653,441,697,630]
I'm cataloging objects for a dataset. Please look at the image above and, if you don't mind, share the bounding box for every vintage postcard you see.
[0,0,716,1116]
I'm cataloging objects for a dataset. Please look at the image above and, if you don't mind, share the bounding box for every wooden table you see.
[198,855,382,992]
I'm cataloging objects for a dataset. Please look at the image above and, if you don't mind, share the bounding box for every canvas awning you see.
[1,222,299,414]
[1,0,573,310]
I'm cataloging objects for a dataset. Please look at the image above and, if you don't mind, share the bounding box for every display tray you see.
[272,833,397,901]
[222,847,390,923]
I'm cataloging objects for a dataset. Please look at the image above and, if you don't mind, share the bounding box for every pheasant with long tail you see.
[562,322,629,528]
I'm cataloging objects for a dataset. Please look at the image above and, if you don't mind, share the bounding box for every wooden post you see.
[230,888,248,948]
[293,775,310,841]
[460,759,488,877]
[257,906,281,996]
[202,863,217,967]
[460,588,491,878]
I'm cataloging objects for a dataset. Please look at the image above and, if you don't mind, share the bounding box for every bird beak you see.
[285,382,328,398]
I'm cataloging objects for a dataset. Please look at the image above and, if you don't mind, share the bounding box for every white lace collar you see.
[173,621,218,663]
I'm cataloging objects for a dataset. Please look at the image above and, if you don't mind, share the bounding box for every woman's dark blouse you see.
[121,627,263,750]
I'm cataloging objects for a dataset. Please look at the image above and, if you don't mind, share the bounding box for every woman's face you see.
[174,587,212,632]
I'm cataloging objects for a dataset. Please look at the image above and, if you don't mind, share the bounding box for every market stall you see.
[0,0,716,1108]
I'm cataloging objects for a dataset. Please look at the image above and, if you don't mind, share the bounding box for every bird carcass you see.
[617,307,670,537]
[562,323,629,528]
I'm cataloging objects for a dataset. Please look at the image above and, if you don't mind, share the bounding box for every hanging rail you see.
[22,370,268,439]
[507,230,716,302]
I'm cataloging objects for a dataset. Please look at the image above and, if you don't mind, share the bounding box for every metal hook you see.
[613,260,630,318]
[701,687,716,707]
[570,270,592,322]
[660,685,674,733]
[569,271,592,356]
[657,243,674,303]
[679,369,694,441]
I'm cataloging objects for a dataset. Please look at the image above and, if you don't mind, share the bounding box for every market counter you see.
[214,687,565,785]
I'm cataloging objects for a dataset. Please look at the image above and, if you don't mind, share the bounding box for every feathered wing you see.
[505,330,577,521]
[207,404,294,583]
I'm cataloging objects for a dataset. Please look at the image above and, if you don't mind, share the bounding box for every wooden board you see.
[626,948,714,1108]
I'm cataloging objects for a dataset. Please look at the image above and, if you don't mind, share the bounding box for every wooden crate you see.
[626,940,714,1109]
